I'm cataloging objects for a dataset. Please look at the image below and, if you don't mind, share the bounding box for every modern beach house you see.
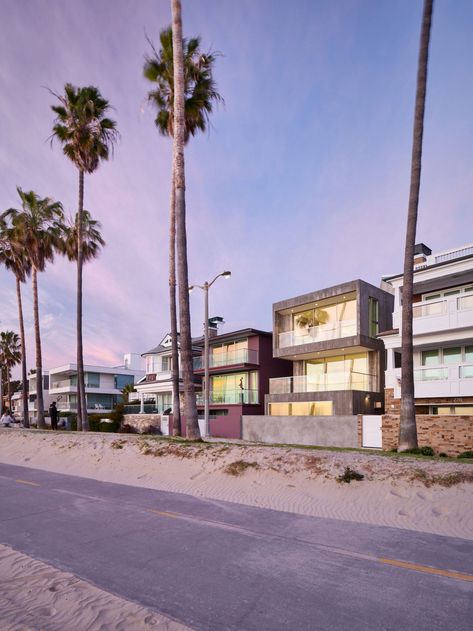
[48,354,144,414]
[27,370,51,422]
[193,328,291,438]
[266,280,394,416]
[379,243,473,415]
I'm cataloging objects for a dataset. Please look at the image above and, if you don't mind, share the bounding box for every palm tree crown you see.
[0,217,32,283]
[144,26,222,142]
[1,188,64,271]
[63,210,105,263]
[0,331,21,371]
[50,84,119,173]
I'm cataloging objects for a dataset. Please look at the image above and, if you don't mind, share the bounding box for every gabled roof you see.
[142,332,179,356]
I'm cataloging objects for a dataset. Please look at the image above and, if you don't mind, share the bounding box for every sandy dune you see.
[0,544,190,631]
[1,429,472,540]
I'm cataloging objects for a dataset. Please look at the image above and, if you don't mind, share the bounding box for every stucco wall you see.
[382,414,473,456]
[242,415,358,447]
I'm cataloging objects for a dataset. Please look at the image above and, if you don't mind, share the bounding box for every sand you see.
[0,543,190,631]
[1,429,472,541]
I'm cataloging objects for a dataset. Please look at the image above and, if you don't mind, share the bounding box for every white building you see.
[134,334,201,414]
[27,370,52,422]
[48,354,144,414]
[380,243,473,415]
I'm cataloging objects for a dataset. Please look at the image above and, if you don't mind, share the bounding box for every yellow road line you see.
[15,479,40,487]
[147,509,179,519]
[379,558,473,582]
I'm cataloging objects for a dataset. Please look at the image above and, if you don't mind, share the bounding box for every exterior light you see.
[222,271,231,279]
[189,285,194,293]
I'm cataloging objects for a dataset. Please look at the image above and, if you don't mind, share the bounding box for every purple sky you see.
[1,0,472,374]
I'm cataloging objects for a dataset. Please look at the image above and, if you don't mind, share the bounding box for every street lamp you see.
[189,271,231,438]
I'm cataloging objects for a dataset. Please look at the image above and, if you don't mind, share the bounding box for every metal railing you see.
[413,300,447,318]
[278,321,356,348]
[196,388,259,405]
[269,371,376,394]
[193,348,259,369]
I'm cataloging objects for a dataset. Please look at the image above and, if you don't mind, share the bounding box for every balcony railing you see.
[196,388,259,405]
[278,321,356,349]
[269,371,376,394]
[460,364,473,379]
[413,300,447,318]
[458,295,473,311]
[50,379,102,390]
[414,366,449,381]
[193,348,259,370]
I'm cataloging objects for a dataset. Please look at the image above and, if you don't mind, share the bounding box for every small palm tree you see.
[0,330,21,414]
[0,219,32,426]
[121,383,136,405]
[144,24,222,436]
[2,188,64,428]
[50,84,118,431]
[399,0,434,451]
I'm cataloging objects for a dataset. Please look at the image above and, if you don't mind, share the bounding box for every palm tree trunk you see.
[171,0,200,439]
[399,0,433,451]
[7,371,11,413]
[32,266,45,428]
[77,169,88,431]
[169,172,181,435]
[16,277,29,427]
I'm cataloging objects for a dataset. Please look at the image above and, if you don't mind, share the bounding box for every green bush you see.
[458,451,473,459]
[403,446,435,457]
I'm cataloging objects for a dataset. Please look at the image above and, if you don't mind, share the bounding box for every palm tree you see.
[50,84,118,431]
[399,0,434,451]
[0,218,32,426]
[144,24,222,436]
[170,0,199,439]
[0,331,22,414]
[2,188,64,428]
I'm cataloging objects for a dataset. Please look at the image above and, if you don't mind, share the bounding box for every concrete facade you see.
[242,415,359,447]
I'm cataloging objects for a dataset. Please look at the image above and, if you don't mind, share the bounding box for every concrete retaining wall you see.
[242,415,358,447]
[123,414,161,434]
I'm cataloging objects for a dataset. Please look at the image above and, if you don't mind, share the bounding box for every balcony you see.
[391,364,473,399]
[278,321,356,349]
[193,348,259,370]
[270,371,376,394]
[394,295,473,335]
[196,388,259,405]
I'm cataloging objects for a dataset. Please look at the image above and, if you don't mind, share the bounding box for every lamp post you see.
[189,271,231,438]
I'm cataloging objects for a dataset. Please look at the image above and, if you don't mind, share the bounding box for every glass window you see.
[422,350,439,366]
[453,406,473,414]
[85,372,100,388]
[368,298,379,337]
[435,406,452,415]
[268,401,333,416]
[465,346,473,362]
[394,352,402,368]
[115,374,134,390]
[161,356,170,371]
[444,289,460,296]
[443,347,461,364]
[423,294,441,301]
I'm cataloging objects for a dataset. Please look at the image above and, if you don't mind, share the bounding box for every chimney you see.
[208,316,224,338]
[413,243,432,266]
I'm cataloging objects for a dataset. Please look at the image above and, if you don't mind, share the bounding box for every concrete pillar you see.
[140,392,144,414]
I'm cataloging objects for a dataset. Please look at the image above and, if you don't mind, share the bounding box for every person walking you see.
[49,401,58,430]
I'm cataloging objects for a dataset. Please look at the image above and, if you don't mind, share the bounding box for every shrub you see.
[402,446,435,457]
[224,460,260,476]
[337,467,364,483]
[439,452,448,458]
[458,451,473,459]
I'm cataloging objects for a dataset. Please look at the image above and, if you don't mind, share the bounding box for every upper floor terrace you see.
[273,280,393,358]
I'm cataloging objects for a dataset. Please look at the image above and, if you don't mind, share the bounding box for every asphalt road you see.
[0,462,472,631]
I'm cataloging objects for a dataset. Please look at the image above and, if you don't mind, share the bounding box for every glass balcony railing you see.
[460,364,473,379]
[278,321,356,349]
[413,300,447,318]
[50,379,72,389]
[196,389,259,405]
[269,371,376,394]
[193,348,259,370]
[414,367,449,381]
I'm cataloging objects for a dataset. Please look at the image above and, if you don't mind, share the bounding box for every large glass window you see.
[368,298,379,337]
[421,350,440,366]
[85,372,100,388]
[443,347,461,364]
[115,374,134,390]
[211,339,249,366]
[268,401,333,416]
[290,296,357,345]
[305,352,373,391]
[209,371,258,404]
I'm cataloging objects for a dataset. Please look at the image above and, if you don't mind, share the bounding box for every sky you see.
[0,0,472,375]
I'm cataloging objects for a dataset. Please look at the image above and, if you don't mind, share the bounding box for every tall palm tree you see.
[0,219,32,426]
[399,0,434,451]
[144,25,222,436]
[170,0,200,439]
[0,331,22,414]
[50,84,118,431]
[2,188,64,428]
